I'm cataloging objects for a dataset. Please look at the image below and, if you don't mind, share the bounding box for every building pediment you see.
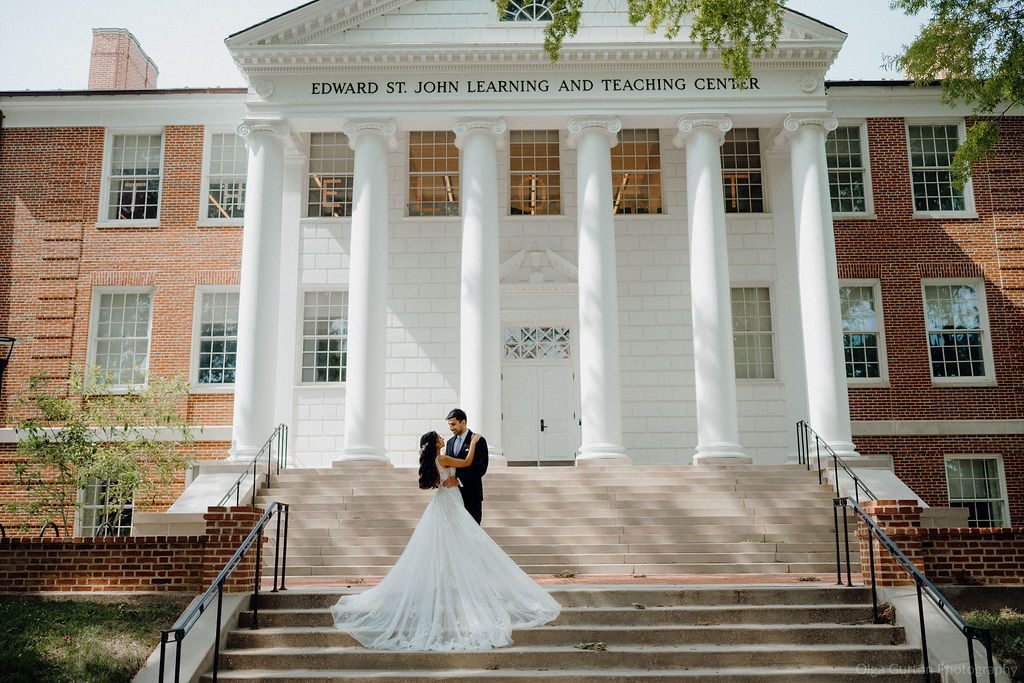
[227,0,846,77]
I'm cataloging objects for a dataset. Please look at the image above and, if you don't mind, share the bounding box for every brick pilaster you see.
[202,506,265,593]
[858,500,925,587]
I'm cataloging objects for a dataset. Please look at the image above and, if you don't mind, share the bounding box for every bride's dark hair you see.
[418,431,441,490]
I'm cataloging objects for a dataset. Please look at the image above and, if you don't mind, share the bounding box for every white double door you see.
[501,363,580,464]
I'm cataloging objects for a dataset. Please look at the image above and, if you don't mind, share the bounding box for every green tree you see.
[889,0,1024,185]
[7,366,195,536]
[518,0,783,83]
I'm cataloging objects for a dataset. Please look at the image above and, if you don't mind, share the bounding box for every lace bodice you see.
[435,457,455,482]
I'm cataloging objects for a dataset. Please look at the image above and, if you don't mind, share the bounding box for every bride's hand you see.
[471,433,482,445]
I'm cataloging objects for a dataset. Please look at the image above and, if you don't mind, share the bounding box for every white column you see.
[273,151,304,455]
[454,119,506,464]
[674,116,748,464]
[568,117,629,464]
[338,120,396,463]
[230,119,287,458]
[784,113,859,458]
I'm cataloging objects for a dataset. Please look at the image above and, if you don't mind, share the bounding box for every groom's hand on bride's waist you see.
[442,476,459,488]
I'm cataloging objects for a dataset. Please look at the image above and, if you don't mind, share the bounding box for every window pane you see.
[308,132,354,217]
[923,282,986,378]
[946,457,1006,527]
[408,131,460,216]
[731,287,774,379]
[107,134,162,220]
[908,125,966,212]
[94,291,151,385]
[79,479,133,537]
[612,129,663,215]
[197,291,240,385]
[207,134,248,219]
[510,130,561,215]
[301,291,348,383]
[720,129,764,213]
[502,0,554,20]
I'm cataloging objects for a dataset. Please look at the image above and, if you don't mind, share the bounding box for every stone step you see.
[263,482,832,494]
[273,528,845,544]
[272,550,849,566]
[201,666,937,682]
[253,587,872,610]
[263,541,856,556]
[255,495,838,510]
[280,515,844,529]
[214,644,924,671]
[280,562,842,577]
[240,604,875,629]
[226,623,904,648]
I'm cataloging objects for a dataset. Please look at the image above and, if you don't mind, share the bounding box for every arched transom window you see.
[501,0,554,22]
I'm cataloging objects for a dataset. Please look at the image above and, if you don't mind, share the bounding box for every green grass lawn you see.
[965,608,1024,683]
[0,595,193,683]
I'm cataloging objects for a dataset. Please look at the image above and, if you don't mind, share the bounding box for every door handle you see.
[540,419,546,432]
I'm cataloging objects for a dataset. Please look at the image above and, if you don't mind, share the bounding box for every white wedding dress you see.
[330,458,561,651]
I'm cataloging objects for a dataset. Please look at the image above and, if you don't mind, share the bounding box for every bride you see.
[330,430,561,651]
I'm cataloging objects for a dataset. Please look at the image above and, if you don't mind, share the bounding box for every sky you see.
[0,0,927,91]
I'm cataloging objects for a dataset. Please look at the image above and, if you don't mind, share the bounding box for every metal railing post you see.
[252,522,263,630]
[916,574,930,682]
[281,503,290,591]
[833,498,843,585]
[966,626,978,682]
[158,631,168,683]
[213,583,224,683]
[272,506,282,592]
[867,522,878,622]
[841,498,853,586]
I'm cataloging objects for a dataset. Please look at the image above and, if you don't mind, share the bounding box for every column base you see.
[693,442,752,465]
[227,445,260,461]
[576,443,631,466]
[486,448,508,468]
[334,446,391,465]
[826,441,861,460]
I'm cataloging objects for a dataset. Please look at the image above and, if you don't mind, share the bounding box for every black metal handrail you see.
[157,500,290,683]
[835,496,996,683]
[796,420,878,503]
[218,424,288,508]
[0,523,5,538]
[38,521,60,538]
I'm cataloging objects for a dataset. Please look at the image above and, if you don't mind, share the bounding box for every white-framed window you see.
[101,131,163,224]
[88,287,153,388]
[301,290,348,383]
[408,131,459,217]
[612,129,663,215]
[826,124,872,215]
[945,455,1010,527]
[922,280,994,383]
[192,288,239,388]
[501,0,554,21]
[907,122,971,215]
[202,132,247,223]
[840,280,888,383]
[510,130,561,216]
[721,128,764,213]
[307,132,354,218]
[78,479,133,537]
[731,286,775,379]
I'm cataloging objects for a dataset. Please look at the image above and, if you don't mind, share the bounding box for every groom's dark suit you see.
[447,429,488,524]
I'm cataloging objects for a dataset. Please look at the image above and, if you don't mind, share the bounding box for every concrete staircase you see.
[202,585,937,681]
[256,463,857,578]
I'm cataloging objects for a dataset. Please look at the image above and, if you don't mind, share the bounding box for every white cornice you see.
[230,44,841,76]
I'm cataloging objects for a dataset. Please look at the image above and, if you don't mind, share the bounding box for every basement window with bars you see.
[105,133,163,221]
[840,282,886,382]
[611,129,663,215]
[205,133,248,220]
[510,130,561,215]
[301,291,348,383]
[826,125,869,214]
[78,479,133,537]
[307,132,354,218]
[408,131,460,217]
[731,287,775,379]
[922,281,991,381]
[945,456,1009,527]
[720,128,764,213]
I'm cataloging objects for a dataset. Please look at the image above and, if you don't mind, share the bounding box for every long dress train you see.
[330,459,561,651]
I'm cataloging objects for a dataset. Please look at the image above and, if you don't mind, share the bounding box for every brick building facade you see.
[0,2,1021,537]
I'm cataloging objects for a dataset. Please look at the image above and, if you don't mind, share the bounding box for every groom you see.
[442,408,489,524]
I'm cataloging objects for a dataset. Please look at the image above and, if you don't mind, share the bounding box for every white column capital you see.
[454,118,508,150]
[673,115,732,147]
[236,118,289,139]
[567,117,621,149]
[343,118,399,151]
[783,112,839,136]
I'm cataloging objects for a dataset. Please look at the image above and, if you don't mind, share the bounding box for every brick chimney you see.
[88,28,159,90]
